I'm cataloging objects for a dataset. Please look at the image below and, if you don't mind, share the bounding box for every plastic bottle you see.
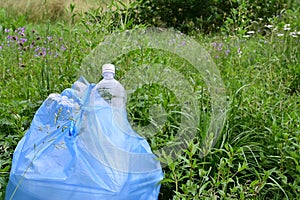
[97,64,126,107]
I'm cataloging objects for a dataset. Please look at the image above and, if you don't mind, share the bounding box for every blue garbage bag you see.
[5,77,163,200]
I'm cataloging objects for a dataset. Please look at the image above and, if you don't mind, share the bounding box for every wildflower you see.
[290,32,298,38]
[12,36,17,40]
[36,36,41,40]
[284,24,291,31]
[243,35,251,38]
[47,36,52,41]
[18,27,25,32]
[0,45,2,50]
[32,29,36,34]
[60,45,66,51]
[277,33,284,37]
[211,42,217,48]
[31,41,36,46]
[265,25,273,29]
[237,48,242,54]
[4,28,10,33]
[181,41,186,46]
[297,31,300,35]
[224,49,230,56]
[247,31,255,34]
[42,47,46,55]
[19,63,26,67]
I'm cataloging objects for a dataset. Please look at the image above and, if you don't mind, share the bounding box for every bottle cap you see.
[102,64,115,74]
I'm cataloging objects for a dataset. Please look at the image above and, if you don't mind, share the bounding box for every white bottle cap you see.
[102,64,115,74]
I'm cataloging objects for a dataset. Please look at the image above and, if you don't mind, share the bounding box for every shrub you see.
[127,0,294,34]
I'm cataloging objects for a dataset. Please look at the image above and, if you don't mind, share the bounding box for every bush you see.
[127,0,294,34]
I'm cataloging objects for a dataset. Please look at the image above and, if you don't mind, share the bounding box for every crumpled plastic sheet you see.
[5,77,163,200]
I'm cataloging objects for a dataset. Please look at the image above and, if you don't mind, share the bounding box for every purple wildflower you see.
[212,42,217,48]
[237,48,242,55]
[21,38,27,43]
[60,45,66,51]
[18,41,24,46]
[42,47,46,55]
[5,28,10,33]
[225,49,230,56]
[19,27,25,32]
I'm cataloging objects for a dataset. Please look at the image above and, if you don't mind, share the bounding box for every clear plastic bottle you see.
[97,64,126,107]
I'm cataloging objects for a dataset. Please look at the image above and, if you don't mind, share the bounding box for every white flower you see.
[265,25,273,28]
[247,31,255,34]
[290,32,298,38]
[277,33,284,37]
[243,35,251,38]
[284,24,291,31]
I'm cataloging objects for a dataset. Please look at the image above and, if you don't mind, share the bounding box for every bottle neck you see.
[102,72,114,80]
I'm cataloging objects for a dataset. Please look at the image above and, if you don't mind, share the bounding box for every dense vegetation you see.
[0,0,299,199]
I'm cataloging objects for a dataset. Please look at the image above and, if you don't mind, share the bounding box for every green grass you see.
[0,1,299,199]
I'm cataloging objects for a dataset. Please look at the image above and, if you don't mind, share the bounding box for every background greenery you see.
[0,0,299,199]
